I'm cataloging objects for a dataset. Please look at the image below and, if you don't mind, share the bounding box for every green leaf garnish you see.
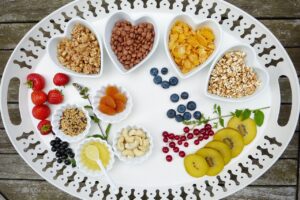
[90,115,100,123]
[254,110,264,126]
[241,109,251,121]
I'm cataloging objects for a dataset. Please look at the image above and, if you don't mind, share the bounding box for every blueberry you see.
[61,141,69,148]
[175,114,184,122]
[68,152,75,158]
[177,104,186,113]
[55,152,62,158]
[187,101,197,111]
[170,94,179,103]
[61,154,68,160]
[50,140,56,146]
[161,81,170,89]
[51,146,57,152]
[150,68,159,76]
[57,158,63,164]
[181,92,189,100]
[64,159,71,165]
[167,109,176,118]
[169,77,179,86]
[54,143,61,148]
[183,112,192,120]
[54,137,61,143]
[161,67,168,75]
[193,111,202,120]
[66,148,73,154]
[153,75,162,84]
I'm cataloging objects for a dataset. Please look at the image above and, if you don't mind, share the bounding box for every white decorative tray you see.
[0,0,299,199]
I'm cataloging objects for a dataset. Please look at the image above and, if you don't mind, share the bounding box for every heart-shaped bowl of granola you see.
[165,14,222,79]
[204,44,270,102]
[47,17,103,78]
[104,11,159,74]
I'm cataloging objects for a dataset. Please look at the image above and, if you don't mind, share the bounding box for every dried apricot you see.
[116,100,126,112]
[113,93,127,103]
[100,95,116,109]
[99,103,117,115]
[106,86,119,96]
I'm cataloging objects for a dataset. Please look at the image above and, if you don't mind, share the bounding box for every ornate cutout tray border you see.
[0,0,299,199]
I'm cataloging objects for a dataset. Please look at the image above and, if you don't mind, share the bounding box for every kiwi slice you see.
[214,128,244,158]
[228,116,257,145]
[196,148,224,176]
[206,141,232,165]
[184,154,209,178]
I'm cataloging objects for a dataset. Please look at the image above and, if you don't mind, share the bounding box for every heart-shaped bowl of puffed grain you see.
[104,11,159,74]
[47,17,104,78]
[204,44,270,102]
[165,14,222,79]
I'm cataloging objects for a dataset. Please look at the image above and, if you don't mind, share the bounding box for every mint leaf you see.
[254,110,264,126]
[217,105,221,116]
[219,118,225,127]
[241,109,251,121]
[235,109,243,118]
[105,123,112,135]
[87,134,105,140]
[90,115,100,123]
[84,105,93,109]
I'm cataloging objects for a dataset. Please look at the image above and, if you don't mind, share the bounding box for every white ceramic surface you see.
[51,104,91,143]
[47,17,104,78]
[104,11,159,74]
[164,14,222,79]
[204,44,270,102]
[113,125,153,165]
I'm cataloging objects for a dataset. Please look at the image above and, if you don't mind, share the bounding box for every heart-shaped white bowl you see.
[104,11,159,74]
[204,44,270,102]
[47,17,104,78]
[165,14,222,79]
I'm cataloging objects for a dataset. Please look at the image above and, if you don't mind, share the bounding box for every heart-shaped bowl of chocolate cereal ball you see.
[47,17,104,78]
[205,44,269,102]
[104,12,159,74]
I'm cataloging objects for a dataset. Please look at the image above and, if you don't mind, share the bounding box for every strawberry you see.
[53,73,70,86]
[32,105,50,120]
[48,89,64,104]
[26,73,45,91]
[37,120,52,135]
[31,91,47,105]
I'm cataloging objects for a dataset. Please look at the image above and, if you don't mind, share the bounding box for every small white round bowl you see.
[204,44,270,102]
[75,138,115,177]
[91,84,133,124]
[47,17,104,78]
[113,125,153,165]
[51,104,91,143]
[164,14,222,79]
[104,11,160,74]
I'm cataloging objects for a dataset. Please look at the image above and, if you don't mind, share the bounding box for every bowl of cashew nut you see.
[113,126,153,164]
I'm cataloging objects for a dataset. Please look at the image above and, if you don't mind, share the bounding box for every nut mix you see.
[57,24,101,74]
[207,51,260,98]
[110,20,155,70]
[59,108,87,136]
[116,128,150,158]
[168,21,215,74]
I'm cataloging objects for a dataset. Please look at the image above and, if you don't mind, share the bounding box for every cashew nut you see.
[133,148,145,157]
[117,138,125,151]
[124,135,135,143]
[122,149,134,157]
[125,140,139,150]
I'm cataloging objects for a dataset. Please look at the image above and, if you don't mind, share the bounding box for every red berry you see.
[163,137,168,143]
[208,130,214,136]
[183,127,190,133]
[200,128,206,135]
[168,133,175,139]
[166,155,173,162]
[179,151,186,157]
[173,147,179,153]
[48,89,64,104]
[31,91,47,105]
[180,136,187,141]
[198,136,204,141]
[193,129,200,135]
[187,133,193,139]
[184,142,189,147]
[162,147,169,153]
[194,140,200,145]
[26,73,45,91]
[162,131,169,137]
[169,142,176,148]
[203,135,209,140]
[37,120,52,135]
[205,124,212,130]
[178,140,183,145]
[53,73,70,86]
[32,104,51,120]
[175,135,180,140]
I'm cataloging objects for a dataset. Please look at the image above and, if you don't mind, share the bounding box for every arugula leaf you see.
[241,109,251,121]
[235,109,243,118]
[90,115,100,123]
[84,105,93,109]
[254,110,264,126]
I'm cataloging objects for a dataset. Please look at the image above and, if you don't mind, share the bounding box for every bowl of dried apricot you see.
[165,15,222,79]
[92,85,133,123]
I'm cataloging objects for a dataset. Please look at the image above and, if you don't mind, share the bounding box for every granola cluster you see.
[59,108,87,136]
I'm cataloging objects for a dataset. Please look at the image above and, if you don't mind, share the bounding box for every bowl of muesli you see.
[47,17,103,78]
[52,104,91,143]
[205,44,269,102]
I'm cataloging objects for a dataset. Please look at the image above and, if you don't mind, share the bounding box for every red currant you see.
[183,127,190,133]
[175,135,180,140]
[162,131,169,137]
[179,151,186,157]
[173,147,179,153]
[169,142,176,148]
[178,140,183,145]
[205,124,212,130]
[187,133,193,139]
[198,136,204,141]
[194,140,200,145]
[180,136,187,141]
[200,128,206,135]
[208,130,214,136]
[193,129,200,135]
[184,142,189,147]
[168,133,175,139]
[203,135,209,140]
[162,147,169,153]
[163,137,168,143]
[166,155,173,162]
